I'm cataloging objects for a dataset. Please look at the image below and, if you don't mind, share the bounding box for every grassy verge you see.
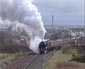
[44,49,85,69]
[0,53,21,67]
[44,50,72,69]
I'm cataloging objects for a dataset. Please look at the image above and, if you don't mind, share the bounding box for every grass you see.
[71,54,85,63]
[44,50,72,69]
[64,49,78,54]
[44,49,85,69]
[0,53,21,67]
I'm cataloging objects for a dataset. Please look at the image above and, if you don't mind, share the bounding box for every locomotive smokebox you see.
[38,41,47,54]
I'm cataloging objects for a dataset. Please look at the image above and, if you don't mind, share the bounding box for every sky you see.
[33,0,84,25]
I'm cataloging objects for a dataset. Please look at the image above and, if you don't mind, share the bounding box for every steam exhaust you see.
[0,0,46,54]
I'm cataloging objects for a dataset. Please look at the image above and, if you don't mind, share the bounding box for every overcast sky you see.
[33,0,84,25]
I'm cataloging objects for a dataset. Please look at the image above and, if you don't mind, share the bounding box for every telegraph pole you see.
[82,3,85,55]
[51,14,56,41]
[83,1,85,44]
[52,15,54,30]
[83,21,85,55]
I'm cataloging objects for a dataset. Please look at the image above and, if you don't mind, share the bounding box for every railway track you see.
[4,53,44,69]
[2,51,53,69]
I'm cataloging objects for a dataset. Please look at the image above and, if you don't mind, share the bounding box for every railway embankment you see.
[44,50,85,69]
[1,51,53,69]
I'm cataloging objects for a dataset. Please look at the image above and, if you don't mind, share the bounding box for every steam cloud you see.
[0,0,46,53]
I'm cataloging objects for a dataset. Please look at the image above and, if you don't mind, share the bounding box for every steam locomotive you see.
[38,39,74,54]
[38,40,62,54]
[39,41,48,54]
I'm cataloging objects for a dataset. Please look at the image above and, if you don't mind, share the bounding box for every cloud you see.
[34,0,84,13]
[33,0,84,25]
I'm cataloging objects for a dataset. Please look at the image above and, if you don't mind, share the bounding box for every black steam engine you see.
[39,41,47,54]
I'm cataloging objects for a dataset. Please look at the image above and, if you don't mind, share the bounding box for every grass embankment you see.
[0,53,21,67]
[44,50,85,69]
[44,51,72,69]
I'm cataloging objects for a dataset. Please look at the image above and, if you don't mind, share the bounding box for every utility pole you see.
[51,14,56,40]
[83,0,85,43]
[83,21,85,54]
[52,15,54,30]
[84,7,85,42]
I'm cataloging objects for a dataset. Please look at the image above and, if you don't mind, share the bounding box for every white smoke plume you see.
[30,36,42,54]
[0,0,46,53]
